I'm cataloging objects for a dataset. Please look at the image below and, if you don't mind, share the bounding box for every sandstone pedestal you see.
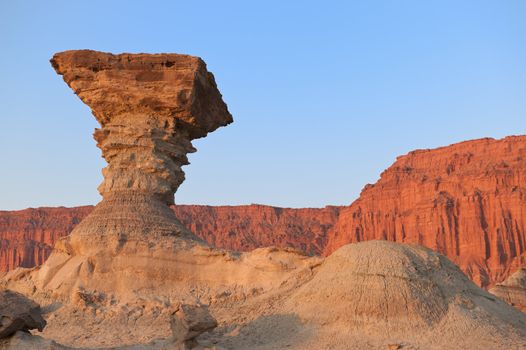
[50,50,233,252]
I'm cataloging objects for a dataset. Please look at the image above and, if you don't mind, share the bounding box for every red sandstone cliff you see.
[0,205,339,272]
[0,206,93,271]
[173,205,340,254]
[1,136,525,287]
[325,136,526,287]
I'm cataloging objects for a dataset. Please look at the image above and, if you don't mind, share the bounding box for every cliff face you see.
[325,136,526,287]
[172,205,341,254]
[0,205,339,272]
[0,207,92,271]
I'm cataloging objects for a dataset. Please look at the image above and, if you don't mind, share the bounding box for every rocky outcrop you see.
[49,50,233,254]
[0,205,339,272]
[171,304,218,349]
[325,136,526,287]
[0,207,92,272]
[172,205,340,254]
[0,290,46,338]
[490,268,526,312]
[51,50,232,206]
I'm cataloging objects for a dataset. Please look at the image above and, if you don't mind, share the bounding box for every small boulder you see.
[171,304,218,348]
[0,290,46,339]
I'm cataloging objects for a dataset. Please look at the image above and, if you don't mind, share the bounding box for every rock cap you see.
[51,49,233,139]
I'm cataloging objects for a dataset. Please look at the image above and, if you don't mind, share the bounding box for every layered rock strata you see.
[50,50,232,250]
[325,136,526,287]
[0,205,339,271]
[0,207,92,272]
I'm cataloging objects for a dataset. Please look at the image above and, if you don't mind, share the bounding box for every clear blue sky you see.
[1,1,525,210]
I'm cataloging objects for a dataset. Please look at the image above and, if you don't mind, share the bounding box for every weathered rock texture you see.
[490,268,526,312]
[325,136,526,287]
[0,205,338,272]
[0,290,46,338]
[51,50,232,205]
[1,137,525,288]
[278,241,526,350]
[50,50,232,251]
[170,304,218,348]
[0,207,92,272]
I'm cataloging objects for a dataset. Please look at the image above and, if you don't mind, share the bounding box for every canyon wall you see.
[1,136,525,287]
[325,136,526,287]
[0,207,92,272]
[0,205,339,272]
[172,205,340,254]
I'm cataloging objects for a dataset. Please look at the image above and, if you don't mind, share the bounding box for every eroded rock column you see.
[51,50,232,244]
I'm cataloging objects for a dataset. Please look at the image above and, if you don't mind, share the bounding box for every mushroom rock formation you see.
[50,50,232,251]
[490,268,526,312]
[26,50,309,304]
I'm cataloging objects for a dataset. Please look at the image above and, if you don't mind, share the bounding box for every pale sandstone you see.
[49,50,232,257]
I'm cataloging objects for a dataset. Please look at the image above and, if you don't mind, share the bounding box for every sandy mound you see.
[272,241,526,349]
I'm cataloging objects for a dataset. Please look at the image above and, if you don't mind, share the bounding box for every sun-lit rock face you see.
[49,50,232,249]
[324,136,526,287]
[51,50,232,205]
